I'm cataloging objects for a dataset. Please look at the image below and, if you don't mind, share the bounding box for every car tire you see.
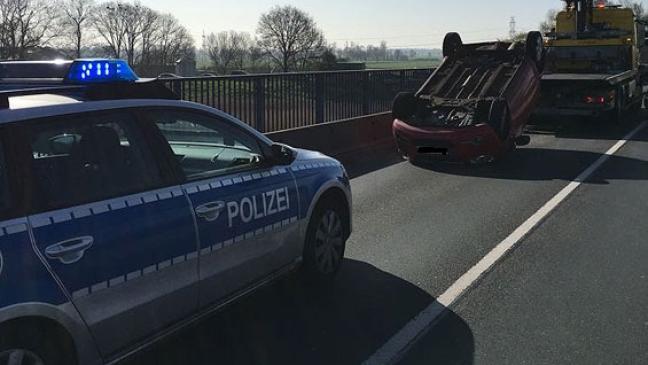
[302,198,347,282]
[443,32,463,59]
[488,100,511,140]
[525,31,544,72]
[392,92,417,121]
[0,325,75,365]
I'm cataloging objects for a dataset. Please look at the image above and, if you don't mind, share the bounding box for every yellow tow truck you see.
[537,0,648,122]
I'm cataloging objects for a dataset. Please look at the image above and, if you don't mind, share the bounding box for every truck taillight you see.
[584,96,606,104]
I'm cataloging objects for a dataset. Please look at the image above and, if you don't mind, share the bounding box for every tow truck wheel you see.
[525,31,544,72]
[443,32,463,58]
[610,87,626,124]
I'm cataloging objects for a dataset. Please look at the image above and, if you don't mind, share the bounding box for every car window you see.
[146,109,265,181]
[29,111,164,212]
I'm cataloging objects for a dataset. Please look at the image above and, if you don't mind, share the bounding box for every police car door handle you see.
[45,236,94,265]
[195,201,226,222]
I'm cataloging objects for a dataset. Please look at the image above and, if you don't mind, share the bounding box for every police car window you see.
[29,112,163,211]
[147,110,264,180]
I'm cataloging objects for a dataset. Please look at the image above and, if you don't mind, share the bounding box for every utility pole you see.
[201,30,207,70]
[509,16,517,39]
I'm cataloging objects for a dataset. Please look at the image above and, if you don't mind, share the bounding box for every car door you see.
[143,108,301,307]
[23,110,199,358]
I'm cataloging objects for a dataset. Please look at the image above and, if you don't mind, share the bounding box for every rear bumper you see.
[392,119,504,163]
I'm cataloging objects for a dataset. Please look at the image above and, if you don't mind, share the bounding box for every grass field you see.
[365,59,440,70]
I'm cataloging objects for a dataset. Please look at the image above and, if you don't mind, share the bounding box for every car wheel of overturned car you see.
[392,92,417,121]
[525,31,544,72]
[488,100,511,141]
[302,198,347,282]
[443,32,463,58]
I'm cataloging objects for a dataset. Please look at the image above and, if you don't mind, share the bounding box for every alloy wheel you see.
[313,210,344,274]
[0,349,45,365]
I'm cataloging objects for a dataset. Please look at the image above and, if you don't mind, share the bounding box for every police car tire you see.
[0,324,76,365]
[302,199,347,281]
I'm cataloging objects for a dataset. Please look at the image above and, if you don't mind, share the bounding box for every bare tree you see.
[257,5,326,72]
[539,9,559,34]
[59,0,95,58]
[206,30,250,73]
[248,42,265,70]
[130,5,158,65]
[149,13,194,66]
[119,2,158,65]
[0,0,59,59]
[93,1,127,58]
[618,0,646,19]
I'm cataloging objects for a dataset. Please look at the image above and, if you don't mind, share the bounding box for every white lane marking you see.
[363,121,648,365]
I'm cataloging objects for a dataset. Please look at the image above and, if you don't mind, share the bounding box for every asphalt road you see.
[121,114,648,365]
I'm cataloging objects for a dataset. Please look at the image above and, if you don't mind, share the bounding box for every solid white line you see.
[363,121,648,365]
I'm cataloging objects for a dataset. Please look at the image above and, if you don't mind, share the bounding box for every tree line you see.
[1,0,429,75]
[0,0,194,69]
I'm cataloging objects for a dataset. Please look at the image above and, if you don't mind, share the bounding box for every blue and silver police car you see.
[0,60,352,365]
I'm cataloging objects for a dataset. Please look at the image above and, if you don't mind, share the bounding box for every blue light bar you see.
[65,59,138,84]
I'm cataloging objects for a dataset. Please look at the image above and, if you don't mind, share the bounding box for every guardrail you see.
[164,68,434,133]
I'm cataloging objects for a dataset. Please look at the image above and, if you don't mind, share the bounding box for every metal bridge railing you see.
[164,68,434,133]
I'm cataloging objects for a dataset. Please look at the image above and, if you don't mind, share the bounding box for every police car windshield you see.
[156,119,254,151]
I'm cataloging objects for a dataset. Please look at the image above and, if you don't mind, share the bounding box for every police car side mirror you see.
[270,143,296,166]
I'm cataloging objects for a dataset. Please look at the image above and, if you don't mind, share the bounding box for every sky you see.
[138,0,566,49]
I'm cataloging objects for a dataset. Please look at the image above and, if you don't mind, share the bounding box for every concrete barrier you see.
[266,112,397,161]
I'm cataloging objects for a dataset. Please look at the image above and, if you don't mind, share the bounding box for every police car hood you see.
[293,147,338,164]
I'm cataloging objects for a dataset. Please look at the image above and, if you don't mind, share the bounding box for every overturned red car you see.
[392,31,544,164]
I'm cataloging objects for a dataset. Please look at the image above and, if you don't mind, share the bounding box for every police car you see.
[0,59,352,365]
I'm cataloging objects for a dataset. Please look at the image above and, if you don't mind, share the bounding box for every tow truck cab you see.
[537,1,648,121]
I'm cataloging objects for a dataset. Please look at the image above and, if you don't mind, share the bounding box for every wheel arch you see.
[304,181,352,240]
[0,303,102,365]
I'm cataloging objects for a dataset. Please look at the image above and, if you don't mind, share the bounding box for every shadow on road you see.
[120,260,474,365]
[528,111,648,142]
[340,143,404,179]
[414,147,648,184]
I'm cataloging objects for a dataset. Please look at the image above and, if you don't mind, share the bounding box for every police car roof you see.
[0,98,275,146]
[9,93,81,109]
[0,59,178,110]
[0,59,273,145]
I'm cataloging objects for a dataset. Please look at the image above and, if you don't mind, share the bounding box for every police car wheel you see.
[0,325,75,365]
[303,201,347,280]
[0,349,45,365]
